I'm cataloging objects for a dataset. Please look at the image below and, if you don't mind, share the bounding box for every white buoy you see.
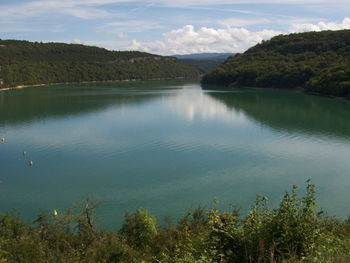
[1,138,4,143]
[22,151,27,156]
[28,161,33,167]
[53,209,58,217]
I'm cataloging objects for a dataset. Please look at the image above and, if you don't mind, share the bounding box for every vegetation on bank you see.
[201,29,350,98]
[1,181,350,262]
[0,40,199,88]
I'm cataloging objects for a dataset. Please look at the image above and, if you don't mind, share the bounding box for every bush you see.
[120,208,158,250]
[1,180,350,262]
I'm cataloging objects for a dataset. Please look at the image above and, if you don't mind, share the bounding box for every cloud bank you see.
[129,17,350,55]
[130,25,281,55]
[290,17,350,33]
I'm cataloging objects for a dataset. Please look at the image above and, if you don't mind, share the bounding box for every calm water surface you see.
[1,79,350,229]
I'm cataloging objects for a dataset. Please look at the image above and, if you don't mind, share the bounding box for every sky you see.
[0,0,349,55]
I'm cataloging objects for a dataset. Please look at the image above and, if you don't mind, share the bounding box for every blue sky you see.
[0,0,349,55]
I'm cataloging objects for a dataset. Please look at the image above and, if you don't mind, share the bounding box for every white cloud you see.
[69,0,347,7]
[218,18,270,27]
[18,16,348,56]
[127,17,350,55]
[72,39,84,44]
[116,32,128,39]
[156,0,348,6]
[0,0,112,21]
[216,16,325,28]
[290,17,350,32]
[1,0,348,22]
[65,8,110,19]
[1,0,349,55]
[129,25,281,55]
[97,21,162,34]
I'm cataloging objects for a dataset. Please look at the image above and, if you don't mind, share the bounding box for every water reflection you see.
[206,88,350,140]
[0,79,191,127]
[166,86,247,124]
[1,82,349,141]
[164,86,350,141]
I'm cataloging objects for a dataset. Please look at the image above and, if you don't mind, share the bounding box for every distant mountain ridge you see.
[173,53,236,74]
[202,29,350,98]
[173,53,235,60]
[0,40,199,89]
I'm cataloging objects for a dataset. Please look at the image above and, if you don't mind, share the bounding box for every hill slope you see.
[0,40,199,88]
[201,30,350,98]
[174,53,235,74]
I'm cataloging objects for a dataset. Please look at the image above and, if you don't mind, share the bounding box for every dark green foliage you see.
[306,64,350,97]
[202,29,350,98]
[178,58,230,74]
[120,208,158,250]
[0,40,199,88]
[1,182,350,262]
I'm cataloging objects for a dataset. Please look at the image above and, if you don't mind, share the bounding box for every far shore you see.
[2,79,348,101]
[225,83,349,101]
[0,77,191,92]
[0,83,48,92]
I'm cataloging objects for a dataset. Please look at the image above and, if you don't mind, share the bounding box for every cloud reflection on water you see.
[165,87,248,124]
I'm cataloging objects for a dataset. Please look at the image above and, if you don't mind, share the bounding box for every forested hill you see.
[201,29,350,98]
[174,53,235,74]
[0,40,199,88]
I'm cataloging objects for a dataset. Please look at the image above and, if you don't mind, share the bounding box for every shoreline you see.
[0,83,48,92]
[218,83,350,101]
[0,76,194,92]
[2,79,349,101]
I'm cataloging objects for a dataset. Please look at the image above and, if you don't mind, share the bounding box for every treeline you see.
[176,53,235,74]
[1,181,350,262]
[0,40,199,88]
[201,30,350,98]
[178,58,229,74]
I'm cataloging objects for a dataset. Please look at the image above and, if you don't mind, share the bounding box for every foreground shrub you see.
[207,180,325,262]
[120,208,158,251]
[0,180,350,262]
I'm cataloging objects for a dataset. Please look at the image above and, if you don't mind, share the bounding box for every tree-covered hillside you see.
[201,30,350,98]
[0,40,199,88]
[177,58,228,74]
[175,53,235,74]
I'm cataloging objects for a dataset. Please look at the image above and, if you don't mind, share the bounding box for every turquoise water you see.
[1,79,350,229]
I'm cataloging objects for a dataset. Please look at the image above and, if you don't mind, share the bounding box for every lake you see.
[1,79,350,229]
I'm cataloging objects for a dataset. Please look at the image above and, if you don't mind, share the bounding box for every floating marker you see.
[28,161,33,167]
[53,209,58,217]
[1,138,4,143]
[22,151,27,156]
